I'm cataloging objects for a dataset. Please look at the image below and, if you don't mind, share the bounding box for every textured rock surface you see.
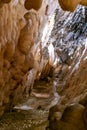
[49,103,86,130]
[0,1,87,130]
[48,5,87,130]
[0,110,49,130]
[24,0,43,10]
[0,0,58,115]
[58,0,87,11]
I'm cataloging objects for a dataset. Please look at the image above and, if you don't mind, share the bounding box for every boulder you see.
[49,103,86,130]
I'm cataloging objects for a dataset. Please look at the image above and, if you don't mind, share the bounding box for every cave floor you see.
[0,78,59,130]
[0,109,49,130]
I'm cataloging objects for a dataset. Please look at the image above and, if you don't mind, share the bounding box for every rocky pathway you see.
[0,109,49,130]
[0,78,59,130]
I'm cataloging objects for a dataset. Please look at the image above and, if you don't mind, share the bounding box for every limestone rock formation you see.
[0,1,87,130]
[58,0,87,11]
[0,0,58,116]
[49,103,86,130]
[48,4,87,130]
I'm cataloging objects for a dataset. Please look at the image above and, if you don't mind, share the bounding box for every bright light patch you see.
[48,43,55,65]
[14,105,33,110]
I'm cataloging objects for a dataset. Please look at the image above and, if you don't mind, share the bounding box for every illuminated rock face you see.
[48,5,87,130]
[58,0,87,11]
[0,0,58,115]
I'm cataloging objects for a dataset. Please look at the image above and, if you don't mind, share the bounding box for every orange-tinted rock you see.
[2,0,11,3]
[24,0,42,10]
[4,42,15,61]
[49,104,86,130]
[0,0,58,115]
[58,0,81,12]
[58,0,87,12]
[18,11,38,55]
[80,0,87,6]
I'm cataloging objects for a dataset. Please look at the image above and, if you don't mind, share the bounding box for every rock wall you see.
[0,0,58,115]
[0,0,87,129]
[49,47,87,130]
[48,5,87,130]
